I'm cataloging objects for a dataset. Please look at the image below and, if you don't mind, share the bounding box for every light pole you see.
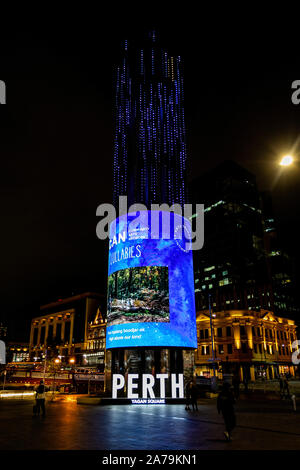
[68,358,75,393]
[51,357,61,401]
[209,294,217,392]
[2,370,6,391]
[43,347,47,385]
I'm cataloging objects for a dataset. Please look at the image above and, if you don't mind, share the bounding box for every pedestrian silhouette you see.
[34,380,47,417]
[217,382,236,442]
[190,382,198,412]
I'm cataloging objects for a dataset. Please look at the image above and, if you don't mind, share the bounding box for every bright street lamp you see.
[279,155,294,167]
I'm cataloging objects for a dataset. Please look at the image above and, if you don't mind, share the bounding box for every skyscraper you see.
[191,160,270,312]
[191,160,298,319]
[113,31,187,208]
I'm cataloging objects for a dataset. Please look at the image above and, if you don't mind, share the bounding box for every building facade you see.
[195,309,298,381]
[261,190,299,318]
[84,307,106,372]
[6,342,29,363]
[29,292,105,367]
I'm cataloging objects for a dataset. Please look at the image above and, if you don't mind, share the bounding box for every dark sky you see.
[1,16,300,340]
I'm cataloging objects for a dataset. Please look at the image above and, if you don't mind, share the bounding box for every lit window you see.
[270,251,281,257]
[204,266,215,272]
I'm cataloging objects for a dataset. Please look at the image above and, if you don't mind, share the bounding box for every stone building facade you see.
[195,309,298,381]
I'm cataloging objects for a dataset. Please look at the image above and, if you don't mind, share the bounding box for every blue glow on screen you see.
[106,210,197,349]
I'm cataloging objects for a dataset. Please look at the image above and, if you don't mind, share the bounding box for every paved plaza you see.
[0,394,300,451]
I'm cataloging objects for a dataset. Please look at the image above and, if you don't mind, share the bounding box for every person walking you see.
[190,382,198,412]
[185,381,191,411]
[35,380,46,417]
[217,382,236,442]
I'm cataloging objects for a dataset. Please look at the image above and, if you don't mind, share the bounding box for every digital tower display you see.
[106,210,197,349]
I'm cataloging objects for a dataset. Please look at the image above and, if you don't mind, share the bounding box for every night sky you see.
[1,16,300,340]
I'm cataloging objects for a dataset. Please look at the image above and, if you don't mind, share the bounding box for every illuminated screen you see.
[106,210,197,348]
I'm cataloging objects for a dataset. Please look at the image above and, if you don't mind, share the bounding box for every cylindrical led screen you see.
[106,210,197,349]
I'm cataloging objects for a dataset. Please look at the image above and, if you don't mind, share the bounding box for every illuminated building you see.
[191,160,298,318]
[29,292,105,366]
[261,190,298,318]
[113,31,187,208]
[6,342,29,363]
[85,308,106,371]
[192,161,270,312]
[195,309,298,380]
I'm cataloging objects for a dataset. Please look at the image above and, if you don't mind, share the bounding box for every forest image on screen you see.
[107,266,169,326]
[106,211,197,348]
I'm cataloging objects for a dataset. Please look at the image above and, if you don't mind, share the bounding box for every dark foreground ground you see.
[0,395,300,450]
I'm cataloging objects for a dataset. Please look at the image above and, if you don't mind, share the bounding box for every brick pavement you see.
[0,396,299,450]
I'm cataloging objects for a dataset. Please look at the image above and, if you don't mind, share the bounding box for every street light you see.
[208,294,217,392]
[271,153,297,189]
[279,155,294,167]
[2,370,6,391]
[51,358,61,400]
